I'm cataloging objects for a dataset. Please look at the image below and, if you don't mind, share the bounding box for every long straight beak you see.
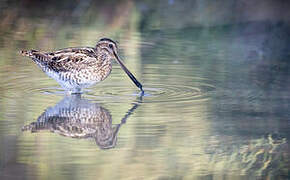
[113,51,143,92]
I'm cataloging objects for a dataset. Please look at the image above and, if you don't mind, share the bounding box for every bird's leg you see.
[69,87,82,95]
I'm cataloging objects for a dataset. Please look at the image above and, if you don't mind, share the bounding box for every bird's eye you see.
[109,44,114,49]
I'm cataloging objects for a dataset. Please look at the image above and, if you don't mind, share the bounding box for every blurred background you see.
[0,0,289,179]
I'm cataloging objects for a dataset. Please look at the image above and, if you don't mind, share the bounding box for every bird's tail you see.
[20,49,38,57]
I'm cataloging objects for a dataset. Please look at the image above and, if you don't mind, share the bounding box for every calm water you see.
[0,1,290,180]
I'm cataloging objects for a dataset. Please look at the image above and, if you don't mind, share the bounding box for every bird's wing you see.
[21,47,98,72]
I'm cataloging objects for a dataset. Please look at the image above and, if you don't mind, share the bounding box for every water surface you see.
[0,1,289,180]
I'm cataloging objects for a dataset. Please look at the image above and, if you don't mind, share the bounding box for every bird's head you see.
[95,38,143,92]
[96,38,118,55]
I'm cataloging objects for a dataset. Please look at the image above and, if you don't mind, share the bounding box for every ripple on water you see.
[1,65,216,103]
[143,83,215,103]
[35,82,215,104]
[85,74,216,104]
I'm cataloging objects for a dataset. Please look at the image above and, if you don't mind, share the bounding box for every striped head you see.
[96,38,118,55]
[95,38,143,92]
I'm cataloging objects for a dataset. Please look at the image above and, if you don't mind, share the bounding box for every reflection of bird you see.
[20,38,143,93]
[22,94,140,149]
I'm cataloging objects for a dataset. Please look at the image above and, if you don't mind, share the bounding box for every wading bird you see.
[20,38,143,94]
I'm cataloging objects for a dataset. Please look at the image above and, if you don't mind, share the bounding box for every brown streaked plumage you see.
[20,38,143,93]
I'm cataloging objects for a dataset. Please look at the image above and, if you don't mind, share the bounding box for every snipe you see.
[20,38,143,93]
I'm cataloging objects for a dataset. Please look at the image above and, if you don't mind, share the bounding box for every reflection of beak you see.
[113,51,143,92]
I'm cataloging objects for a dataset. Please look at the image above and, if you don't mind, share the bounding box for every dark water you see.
[0,1,290,179]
